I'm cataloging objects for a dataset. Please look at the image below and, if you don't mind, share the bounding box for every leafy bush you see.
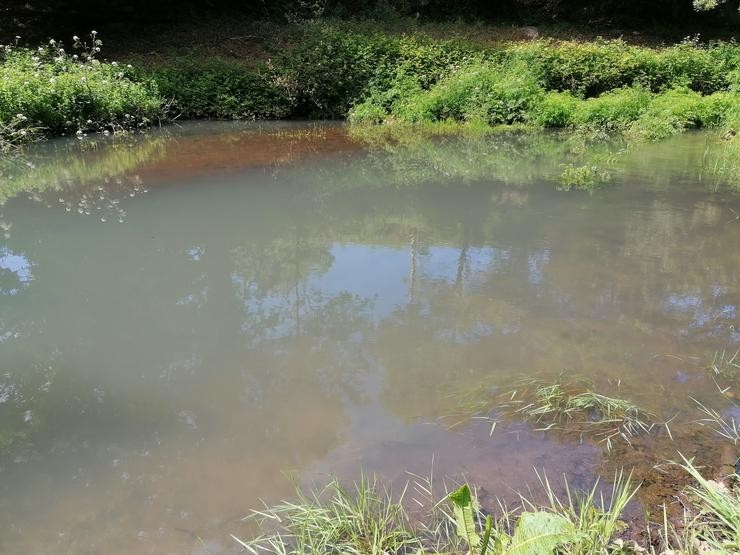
[273,24,476,118]
[145,57,292,119]
[509,39,739,97]
[0,33,161,143]
[572,87,652,129]
[4,24,740,144]
[385,61,543,125]
[531,91,579,127]
[340,26,740,137]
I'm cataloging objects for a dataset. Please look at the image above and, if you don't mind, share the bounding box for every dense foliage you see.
[0,33,161,148]
[135,24,740,141]
[350,43,740,140]
[2,23,739,147]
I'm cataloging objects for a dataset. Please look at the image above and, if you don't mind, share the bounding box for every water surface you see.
[1,122,739,554]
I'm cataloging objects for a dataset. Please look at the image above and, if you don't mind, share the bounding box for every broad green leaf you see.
[508,511,575,555]
[448,485,481,548]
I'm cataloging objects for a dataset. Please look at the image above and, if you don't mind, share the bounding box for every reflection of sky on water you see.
[664,293,739,337]
[314,243,512,319]
[0,247,34,296]
[231,238,739,344]
[527,248,551,285]
[314,244,407,316]
[232,243,519,340]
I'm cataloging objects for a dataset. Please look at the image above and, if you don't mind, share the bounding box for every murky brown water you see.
[0,122,738,554]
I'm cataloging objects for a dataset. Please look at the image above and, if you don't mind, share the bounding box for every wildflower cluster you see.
[0,32,161,146]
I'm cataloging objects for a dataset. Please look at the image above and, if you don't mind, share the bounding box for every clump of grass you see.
[706,349,740,382]
[233,470,639,555]
[533,469,638,554]
[692,398,739,445]
[233,477,423,554]
[670,455,740,553]
[500,377,654,450]
[0,33,161,142]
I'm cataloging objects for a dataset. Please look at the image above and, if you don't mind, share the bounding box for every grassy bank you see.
[2,21,739,149]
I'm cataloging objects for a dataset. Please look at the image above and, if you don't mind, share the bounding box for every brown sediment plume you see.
[135,125,365,183]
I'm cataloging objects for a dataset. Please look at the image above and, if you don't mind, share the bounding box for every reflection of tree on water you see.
[340,127,740,192]
[0,133,166,231]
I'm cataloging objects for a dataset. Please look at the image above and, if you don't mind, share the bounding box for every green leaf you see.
[508,511,575,555]
[448,484,481,548]
[480,514,493,555]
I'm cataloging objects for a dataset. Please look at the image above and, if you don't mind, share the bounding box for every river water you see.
[0,122,738,553]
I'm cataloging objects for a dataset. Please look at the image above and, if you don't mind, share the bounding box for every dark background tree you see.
[2,0,737,38]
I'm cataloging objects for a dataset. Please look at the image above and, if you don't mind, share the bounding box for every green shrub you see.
[273,24,476,118]
[531,91,579,127]
[145,57,291,119]
[0,34,161,140]
[352,61,544,125]
[508,39,738,97]
[572,87,652,129]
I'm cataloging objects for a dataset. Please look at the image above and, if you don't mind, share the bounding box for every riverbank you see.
[2,19,739,150]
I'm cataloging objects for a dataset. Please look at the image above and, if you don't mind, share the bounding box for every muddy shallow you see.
[0,122,738,554]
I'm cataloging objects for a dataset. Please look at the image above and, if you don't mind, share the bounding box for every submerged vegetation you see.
[447,375,655,451]
[500,378,654,449]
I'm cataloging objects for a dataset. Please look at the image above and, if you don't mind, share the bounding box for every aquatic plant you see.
[693,398,739,445]
[127,22,740,135]
[0,113,40,152]
[444,376,654,451]
[706,349,740,382]
[498,377,653,450]
[231,459,740,554]
[557,164,611,191]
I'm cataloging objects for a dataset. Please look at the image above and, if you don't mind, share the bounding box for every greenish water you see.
[0,122,739,554]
